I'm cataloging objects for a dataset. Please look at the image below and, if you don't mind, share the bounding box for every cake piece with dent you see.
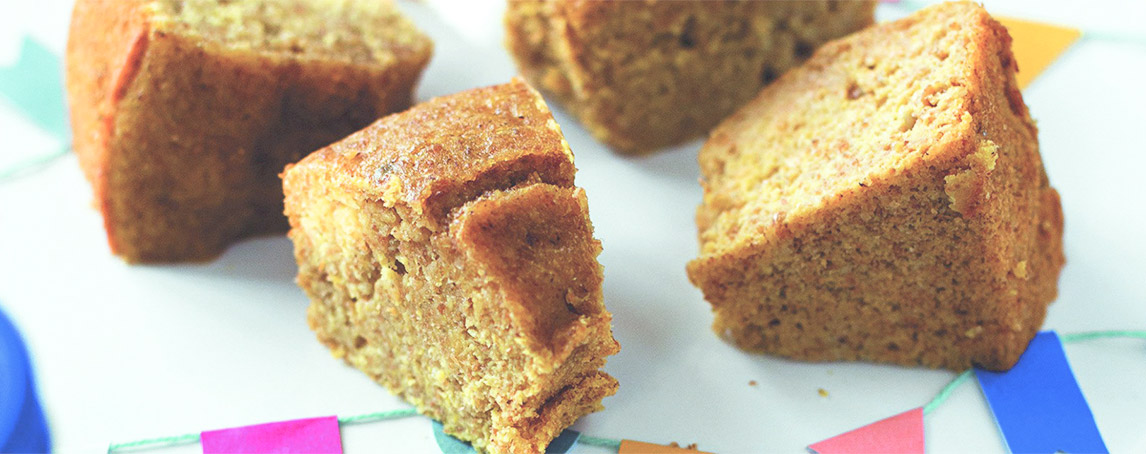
[283,79,619,452]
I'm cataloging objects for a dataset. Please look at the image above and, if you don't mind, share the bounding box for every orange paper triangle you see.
[996,16,1081,89]
[619,440,713,454]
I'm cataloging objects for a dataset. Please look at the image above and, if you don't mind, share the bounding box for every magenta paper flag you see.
[807,407,924,454]
[201,416,342,454]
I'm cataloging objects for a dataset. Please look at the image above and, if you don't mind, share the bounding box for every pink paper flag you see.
[201,416,343,454]
[807,408,924,454]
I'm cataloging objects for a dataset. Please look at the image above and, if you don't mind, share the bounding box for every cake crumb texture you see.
[686,2,1065,371]
[66,0,432,262]
[505,0,875,154]
[283,79,619,453]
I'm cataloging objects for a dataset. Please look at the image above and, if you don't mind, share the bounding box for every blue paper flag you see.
[431,420,579,454]
[0,36,69,140]
[975,331,1107,454]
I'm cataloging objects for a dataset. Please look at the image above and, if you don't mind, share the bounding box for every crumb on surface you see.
[818,388,829,398]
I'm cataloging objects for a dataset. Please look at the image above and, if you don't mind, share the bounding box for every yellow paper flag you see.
[996,17,1081,89]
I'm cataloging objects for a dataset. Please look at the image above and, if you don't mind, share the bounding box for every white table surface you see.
[2,1,1144,452]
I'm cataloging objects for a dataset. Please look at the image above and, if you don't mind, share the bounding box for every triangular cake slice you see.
[66,0,432,262]
[283,79,619,452]
[687,2,1064,371]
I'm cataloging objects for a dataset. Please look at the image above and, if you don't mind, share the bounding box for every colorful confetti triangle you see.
[200,416,342,454]
[995,16,1082,89]
[807,407,924,454]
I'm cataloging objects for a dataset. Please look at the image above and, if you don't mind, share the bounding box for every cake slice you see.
[66,0,432,262]
[505,0,875,154]
[283,79,619,452]
[686,2,1064,371]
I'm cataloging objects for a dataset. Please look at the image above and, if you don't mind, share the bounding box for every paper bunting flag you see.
[807,407,924,454]
[995,17,1081,89]
[545,429,581,453]
[431,420,475,454]
[96,330,1144,454]
[200,416,342,454]
[976,331,1107,454]
[619,439,713,454]
[0,36,69,140]
[432,420,580,454]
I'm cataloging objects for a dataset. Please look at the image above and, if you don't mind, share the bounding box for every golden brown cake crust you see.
[65,0,432,262]
[284,79,619,453]
[299,79,578,229]
[687,2,1065,371]
[505,0,875,154]
[66,0,151,245]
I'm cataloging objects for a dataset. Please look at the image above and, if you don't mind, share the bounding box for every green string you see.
[920,329,1146,417]
[104,330,1145,452]
[922,369,974,416]
[0,147,70,183]
[106,433,200,453]
[338,408,419,425]
[1061,329,1146,342]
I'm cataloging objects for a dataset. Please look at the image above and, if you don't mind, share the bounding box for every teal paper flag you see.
[432,420,579,453]
[0,36,69,140]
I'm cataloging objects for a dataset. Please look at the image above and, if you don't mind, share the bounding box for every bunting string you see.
[922,369,973,416]
[809,329,1145,453]
[0,147,70,182]
[919,329,1146,417]
[106,433,199,453]
[105,330,1144,453]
